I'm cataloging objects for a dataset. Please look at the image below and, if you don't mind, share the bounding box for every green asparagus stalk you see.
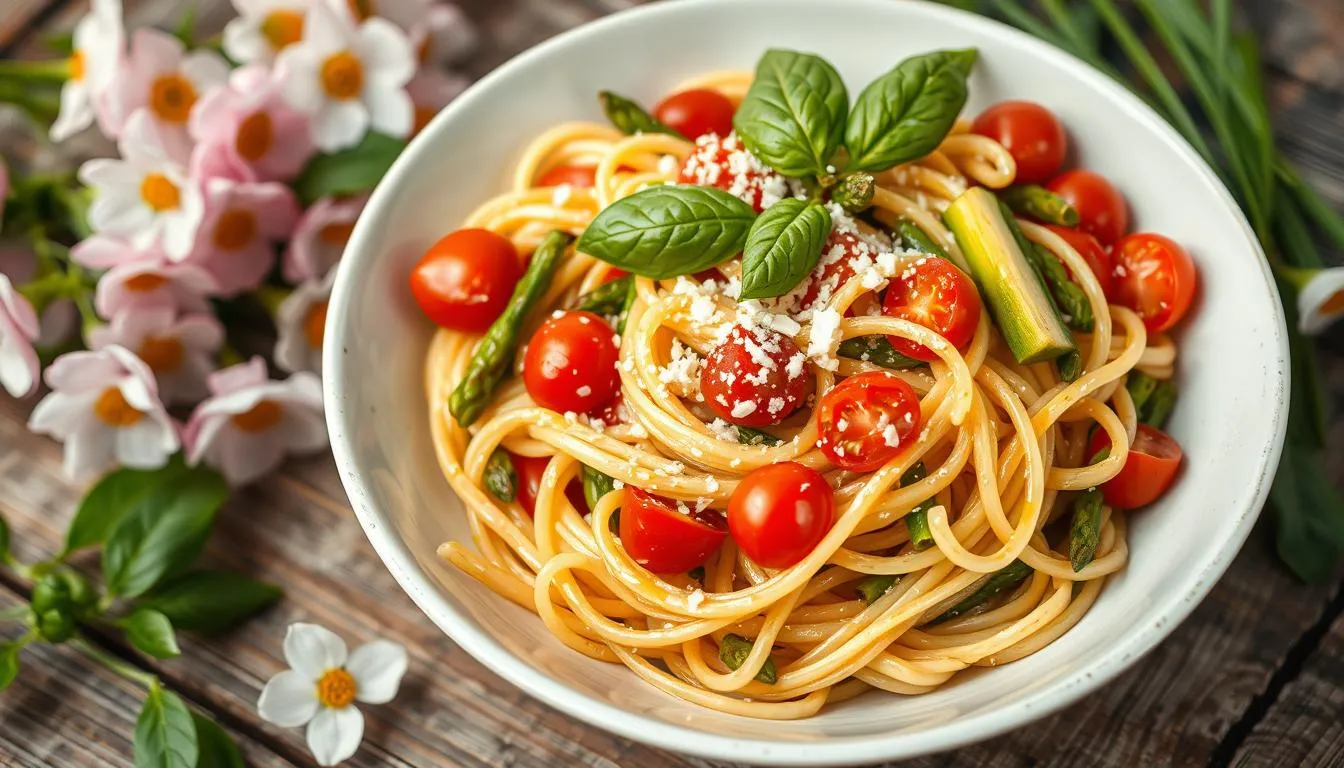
[581,464,618,513]
[449,230,575,425]
[1002,184,1081,227]
[833,172,876,213]
[1030,243,1094,332]
[574,274,634,316]
[895,219,950,258]
[901,462,937,551]
[733,425,785,447]
[856,574,898,604]
[1126,370,1159,414]
[1143,380,1178,428]
[718,634,777,684]
[1058,350,1083,383]
[1069,488,1106,572]
[483,449,517,503]
[616,276,637,335]
[837,336,924,370]
[927,560,1033,625]
[598,90,685,139]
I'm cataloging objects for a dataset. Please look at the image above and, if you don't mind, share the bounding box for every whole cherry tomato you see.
[1047,170,1129,246]
[410,228,521,333]
[511,453,589,516]
[700,324,811,427]
[971,100,1069,184]
[523,311,620,414]
[1047,225,1114,299]
[728,462,835,569]
[654,88,736,139]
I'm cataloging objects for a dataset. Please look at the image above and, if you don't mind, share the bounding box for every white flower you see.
[50,0,125,142]
[105,28,230,160]
[183,356,327,485]
[224,0,319,65]
[275,268,336,374]
[275,1,415,151]
[257,623,407,767]
[28,346,180,479]
[1297,267,1344,335]
[79,110,205,260]
[407,2,477,68]
[0,274,42,398]
[87,308,223,405]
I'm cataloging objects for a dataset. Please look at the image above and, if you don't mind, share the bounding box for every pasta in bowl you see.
[325,0,1287,762]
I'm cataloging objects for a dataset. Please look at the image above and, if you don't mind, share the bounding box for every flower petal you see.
[306,706,364,767]
[310,99,369,152]
[51,82,94,142]
[354,19,414,89]
[364,86,412,140]
[284,623,349,679]
[346,640,407,705]
[257,669,320,727]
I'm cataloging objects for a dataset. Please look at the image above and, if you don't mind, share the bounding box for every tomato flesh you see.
[537,164,598,188]
[512,453,589,517]
[728,462,835,569]
[1047,170,1129,246]
[1111,233,1198,333]
[678,133,783,212]
[620,488,728,573]
[523,311,620,414]
[653,88,736,140]
[816,371,922,472]
[881,257,982,361]
[1047,225,1114,299]
[1089,424,1183,509]
[410,228,522,333]
[700,324,811,427]
[798,231,882,311]
[971,100,1069,185]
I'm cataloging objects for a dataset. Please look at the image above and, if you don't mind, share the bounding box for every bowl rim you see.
[323,0,1290,763]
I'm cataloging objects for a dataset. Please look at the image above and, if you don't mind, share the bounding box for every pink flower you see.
[0,274,41,398]
[223,0,318,66]
[71,233,158,270]
[184,356,326,485]
[191,174,300,295]
[408,3,476,68]
[50,0,125,142]
[283,194,366,282]
[28,346,179,478]
[95,253,216,318]
[87,308,223,405]
[189,65,317,183]
[105,28,230,160]
[275,268,335,375]
[406,67,468,136]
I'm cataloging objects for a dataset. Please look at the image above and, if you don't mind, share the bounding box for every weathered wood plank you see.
[0,0,60,51]
[1246,0,1344,91]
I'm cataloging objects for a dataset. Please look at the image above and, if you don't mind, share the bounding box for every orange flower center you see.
[149,73,198,124]
[1321,288,1344,316]
[417,37,431,65]
[124,273,169,293]
[319,222,355,246]
[93,387,143,427]
[140,173,181,212]
[320,51,364,101]
[213,209,258,251]
[304,301,329,349]
[70,50,86,82]
[413,105,436,136]
[260,9,305,51]
[231,399,283,433]
[345,0,376,21]
[235,111,274,161]
[316,668,358,709]
[138,336,184,373]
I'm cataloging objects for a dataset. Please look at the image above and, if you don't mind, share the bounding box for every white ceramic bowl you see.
[324,0,1289,763]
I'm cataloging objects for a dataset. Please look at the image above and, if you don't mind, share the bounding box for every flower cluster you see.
[0,0,474,484]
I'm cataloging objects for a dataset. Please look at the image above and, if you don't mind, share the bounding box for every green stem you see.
[71,637,159,688]
[0,58,72,82]
[0,606,31,621]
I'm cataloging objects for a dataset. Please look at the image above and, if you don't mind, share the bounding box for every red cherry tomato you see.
[881,257,981,362]
[728,462,834,569]
[678,133,782,212]
[523,311,620,414]
[799,231,879,310]
[409,229,521,333]
[620,488,727,573]
[970,100,1069,184]
[602,268,629,284]
[700,324,811,427]
[653,88,736,140]
[512,453,589,517]
[1088,424,1183,509]
[1047,170,1129,246]
[537,164,597,188]
[816,371,922,473]
[1047,225,1114,299]
[1111,233,1198,333]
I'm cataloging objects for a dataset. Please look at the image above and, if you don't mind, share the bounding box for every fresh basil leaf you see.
[121,609,181,660]
[192,714,245,768]
[577,185,756,279]
[844,49,978,172]
[740,199,830,299]
[136,570,282,635]
[733,49,849,177]
[599,91,685,139]
[0,643,20,691]
[102,468,229,598]
[135,681,198,768]
[65,457,191,556]
[292,132,406,206]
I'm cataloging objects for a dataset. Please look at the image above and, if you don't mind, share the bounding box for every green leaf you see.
[121,609,181,660]
[844,49,978,173]
[136,570,282,635]
[740,199,830,299]
[733,49,849,177]
[0,643,20,691]
[292,132,407,206]
[598,91,684,139]
[577,185,756,279]
[192,714,245,768]
[1272,438,1344,584]
[134,682,198,768]
[102,468,229,598]
[0,511,10,563]
[66,458,191,556]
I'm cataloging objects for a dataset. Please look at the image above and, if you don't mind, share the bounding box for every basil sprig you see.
[740,199,831,299]
[577,185,755,279]
[733,49,849,178]
[845,49,979,172]
[599,90,685,139]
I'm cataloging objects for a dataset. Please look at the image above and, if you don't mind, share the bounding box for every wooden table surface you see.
[2,1,1343,766]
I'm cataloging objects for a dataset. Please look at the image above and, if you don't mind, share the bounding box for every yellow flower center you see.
[417,37,431,65]
[213,209,258,251]
[413,105,436,136]
[235,111,274,161]
[124,273,169,293]
[93,387,144,427]
[138,336,184,374]
[316,668,358,709]
[149,74,198,124]
[70,50,86,82]
[320,51,364,101]
[319,222,355,246]
[345,0,376,21]
[304,301,329,349]
[140,173,181,212]
[231,399,283,432]
[260,9,305,51]
[1321,288,1344,317]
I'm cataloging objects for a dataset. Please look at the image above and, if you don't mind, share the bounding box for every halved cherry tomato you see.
[798,231,878,310]
[523,311,620,414]
[602,268,629,284]
[881,257,981,361]
[700,324,811,427]
[971,100,1069,185]
[678,133,782,212]
[816,371,922,472]
[1046,170,1129,246]
[728,462,834,569]
[620,487,728,573]
[654,88,735,139]
[1111,233,1198,333]
[537,164,598,188]
[1088,424,1183,509]
[512,453,589,517]
[1047,225,1114,299]
[410,228,521,333]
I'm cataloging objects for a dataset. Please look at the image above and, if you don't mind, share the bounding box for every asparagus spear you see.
[1002,184,1081,227]
[598,90,685,139]
[573,274,634,316]
[483,448,517,503]
[1031,243,1094,332]
[1069,488,1106,572]
[927,560,1033,625]
[856,574,898,605]
[1143,380,1178,427]
[837,336,925,370]
[718,633,778,684]
[581,464,618,512]
[833,172,876,213]
[1058,349,1083,383]
[895,219,951,258]
[733,425,785,447]
[1126,370,1159,414]
[902,462,937,551]
[449,230,575,425]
